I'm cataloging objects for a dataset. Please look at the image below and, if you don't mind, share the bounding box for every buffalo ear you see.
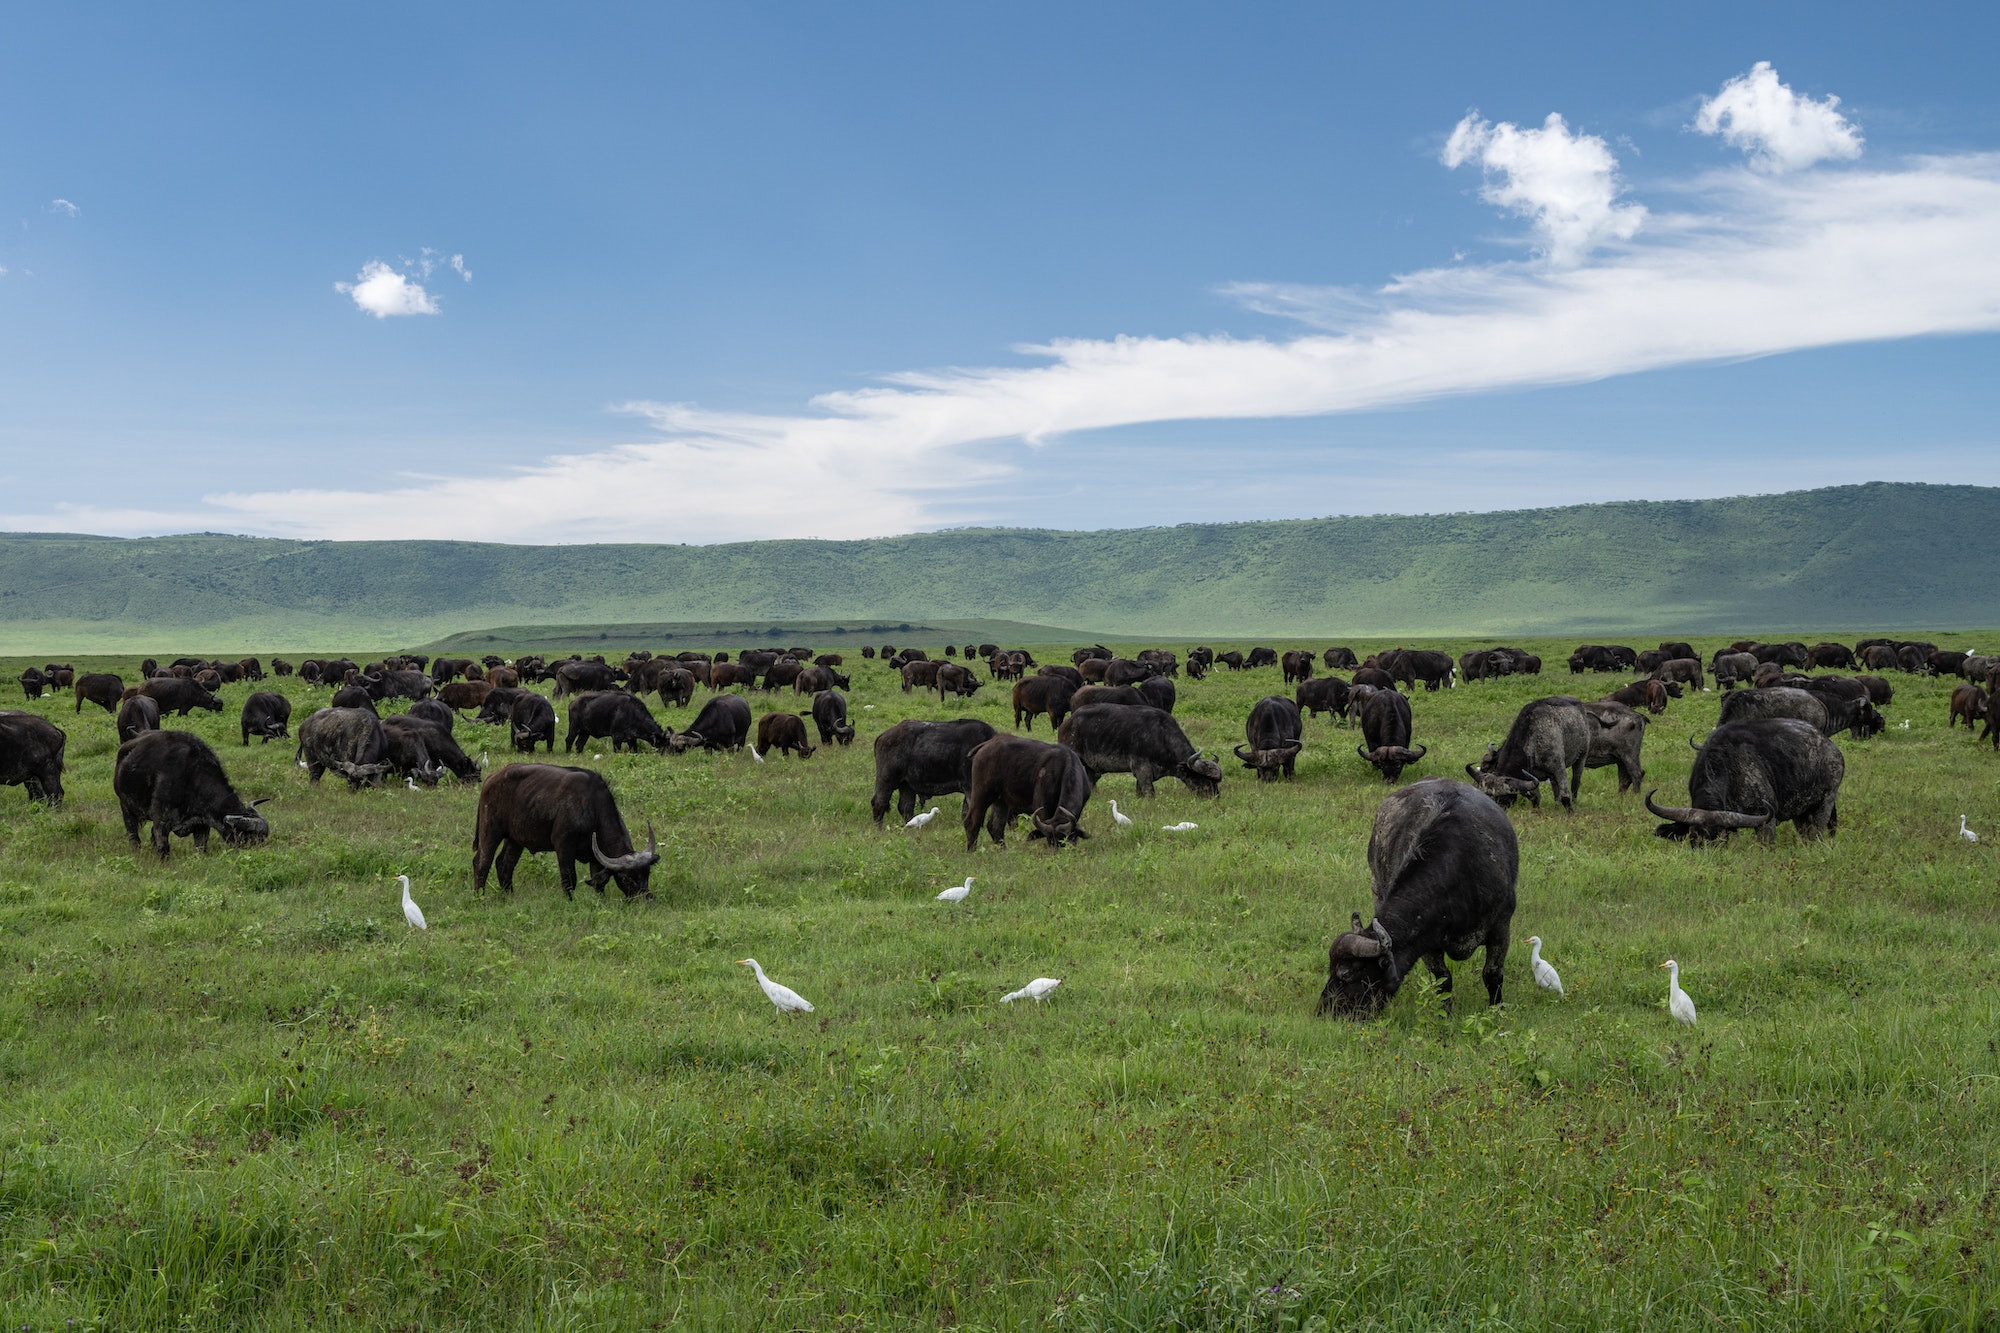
[1351,911,1365,934]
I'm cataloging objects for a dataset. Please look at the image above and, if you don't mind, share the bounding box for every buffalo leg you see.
[962,799,987,851]
[1481,934,1509,1006]
[985,804,1010,847]
[556,854,578,899]
[493,841,525,893]
[121,804,143,846]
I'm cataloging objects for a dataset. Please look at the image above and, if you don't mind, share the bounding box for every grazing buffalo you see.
[1351,667,1396,691]
[73,673,125,715]
[1648,719,1845,845]
[1297,676,1351,721]
[271,659,294,677]
[666,694,753,753]
[1653,658,1706,690]
[1712,652,1759,689]
[407,698,457,732]
[1604,679,1670,714]
[509,693,558,753]
[795,665,851,695]
[330,686,379,713]
[1136,676,1176,712]
[809,690,856,745]
[1072,645,1112,665]
[901,660,944,692]
[764,659,804,692]
[1319,778,1517,1016]
[1245,647,1278,669]
[1356,689,1426,782]
[1057,704,1223,797]
[566,692,673,754]
[19,667,47,701]
[0,712,66,806]
[472,764,659,899]
[1717,686,1829,735]
[1798,677,1886,739]
[1579,700,1647,794]
[1399,650,1456,691]
[935,663,983,700]
[382,714,478,783]
[240,691,293,745]
[138,676,224,717]
[755,712,816,760]
[474,687,530,726]
[438,680,492,711]
[1282,651,1316,684]
[1135,648,1178,677]
[1855,675,1895,705]
[1070,684,1146,711]
[1860,645,1901,672]
[1236,696,1304,781]
[117,694,161,743]
[297,707,394,789]
[553,661,617,698]
[657,668,697,707]
[963,735,1093,849]
[871,718,997,824]
[1322,646,1358,669]
[1103,658,1155,688]
[1077,658,1111,684]
[1950,684,1987,730]
[1218,651,1246,671]
[113,730,268,856]
[1012,676,1077,731]
[1808,642,1857,670]
[1037,663,1083,686]
[1469,697,1591,809]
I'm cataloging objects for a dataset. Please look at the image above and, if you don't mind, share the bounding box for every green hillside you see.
[2,482,1995,651]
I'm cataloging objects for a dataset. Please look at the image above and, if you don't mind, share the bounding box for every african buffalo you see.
[1011,676,1077,731]
[1950,685,1987,730]
[137,676,224,717]
[117,695,161,743]
[1297,676,1351,721]
[1579,700,1647,794]
[1717,686,1829,735]
[297,707,394,789]
[510,693,558,753]
[240,691,293,745]
[935,663,983,700]
[1652,658,1706,691]
[1282,651,1315,684]
[1319,778,1516,1016]
[1648,719,1844,845]
[113,730,268,857]
[1603,679,1669,715]
[1322,647,1358,669]
[963,735,1093,849]
[1712,652,1759,689]
[1236,696,1304,781]
[755,713,815,760]
[809,690,856,745]
[438,680,493,711]
[657,668,696,707]
[666,694,753,753]
[0,712,66,806]
[472,764,659,899]
[1469,697,1591,810]
[1356,689,1425,782]
[566,692,673,754]
[382,714,479,783]
[73,673,124,715]
[870,718,997,824]
[1057,704,1223,797]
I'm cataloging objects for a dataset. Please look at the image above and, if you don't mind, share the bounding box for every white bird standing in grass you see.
[749,747,764,764]
[406,776,421,791]
[1660,959,1696,1027]
[905,806,940,829]
[1162,822,1198,832]
[936,877,973,903]
[1109,800,1133,828]
[738,959,813,1013]
[397,875,426,931]
[1961,815,1979,843]
[1001,977,1061,1004]
[1527,936,1563,996]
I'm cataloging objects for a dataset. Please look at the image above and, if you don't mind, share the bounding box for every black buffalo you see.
[297,707,394,789]
[117,695,161,744]
[138,676,224,717]
[1319,778,1517,1016]
[1056,704,1223,797]
[472,763,660,899]
[113,730,268,857]
[240,691,293,745]
[73,673,124,715]
[1356,689,1426,782]
[1579,700,1647,794]
[755,713,816,759]
[509,692,558,753]
[666,694,753,753]
[0,712,66,806]
[407,698,457,732]
[566,692,673,754]
[1296,676,1351,721]
[870,718,997,824]
[809,690,856,745]
[1469,697,1591,810]
[962,735,1093,849]
[1236,696,1304,781]
[383,714,481,782]
[1647,718,1844,845]
[1011,676,1077,731]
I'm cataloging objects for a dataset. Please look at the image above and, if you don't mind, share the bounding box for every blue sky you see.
[3,4,1997,542]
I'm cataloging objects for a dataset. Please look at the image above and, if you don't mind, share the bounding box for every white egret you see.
[1162,822,1199,832]
[297,759,308,769]
[1109,800,1133,828]
[1960,816,1979,843]
[1660,959,1696,1027]
[936,877,973,903]
[1001,977,1061,1004]
[1526,936,1563,997]
[397,875,427,931]
[749,747,765,764]
[863,704,875,710]
[406,776,420,791]
[1898,720,1910,730]
[905,806,940,829]
[738,959,813,1013]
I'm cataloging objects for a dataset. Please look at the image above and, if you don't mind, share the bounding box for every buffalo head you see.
[1644,789,1774,845]
[1176,751,1225,796]
[1028,805,1082,846]
[1318,912,1400,1016]
[1234,741,1302,782]
[590,823,661,898]
[1357,742,1426,783]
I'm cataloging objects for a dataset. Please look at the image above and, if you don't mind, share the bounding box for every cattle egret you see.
[936,877,973,903]
[863,704,875,710]
[1109,800,1133,828]
[594,753,604,761]
[905,806,940,829]
[297,759,308,769]
[1001,977,1061,1003]
[738,959,813,1013]
[1898,720,1910,730]
[749,747,765,764]
[406,776,420,791]
[397,875,426,931]
[1961,816,1979,843]
[1162,821,1199,832]
[1660,959,1696,1027]
[1527,936,1563,997]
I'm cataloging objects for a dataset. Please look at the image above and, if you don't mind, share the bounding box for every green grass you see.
[8,482,2000,650]
[1,637,1997,1329]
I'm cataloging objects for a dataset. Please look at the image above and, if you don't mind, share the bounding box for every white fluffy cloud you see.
[1695,62,1863,174]
[1443,112,1644,264]
[336,260,440,318]
[48,198,78,217]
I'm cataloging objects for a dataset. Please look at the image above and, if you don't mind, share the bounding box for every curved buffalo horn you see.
[1280,740,1303,756]
[1689,731,1711,751]
[1398,744,1427,760]
[1643,789,1768,829]
[1465,762,1482,778]
[1357,744,1373,760]
[1644,790,1699,822]
[223,813,267,829]
[513,727,533,741]
[591,824,659,872]
[1233,744,1253,760]
[1342,932,1384,958]
[250,797,272,807]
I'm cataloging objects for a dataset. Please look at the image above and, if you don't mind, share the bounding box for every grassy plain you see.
[0,638,1997,1330]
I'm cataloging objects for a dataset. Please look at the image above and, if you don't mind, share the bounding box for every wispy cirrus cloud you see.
[10,65,2000,545]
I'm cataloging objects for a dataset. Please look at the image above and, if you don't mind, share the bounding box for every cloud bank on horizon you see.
[11,63,1999,545]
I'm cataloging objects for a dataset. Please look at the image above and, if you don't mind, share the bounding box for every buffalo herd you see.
[1,630,1989,1016]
